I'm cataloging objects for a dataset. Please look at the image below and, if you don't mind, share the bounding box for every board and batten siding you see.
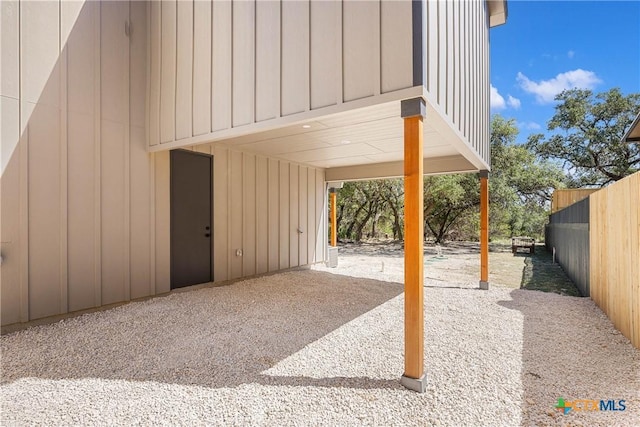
[147,0,416,149]
[424,0,491,166]
[1,0,153,325]
[197,146,327,283]
[0,0,328,327]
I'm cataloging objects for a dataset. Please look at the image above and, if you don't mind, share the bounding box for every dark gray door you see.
[170,150,212,289]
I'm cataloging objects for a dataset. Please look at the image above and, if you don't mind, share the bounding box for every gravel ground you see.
[2,244,639,426]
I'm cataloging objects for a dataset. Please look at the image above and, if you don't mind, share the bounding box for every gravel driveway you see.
[2,245,639,426]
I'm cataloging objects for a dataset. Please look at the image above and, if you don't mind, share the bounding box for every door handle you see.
[205,233,211,237]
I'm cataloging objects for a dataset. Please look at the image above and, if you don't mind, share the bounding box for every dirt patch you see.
[332,240,580,296]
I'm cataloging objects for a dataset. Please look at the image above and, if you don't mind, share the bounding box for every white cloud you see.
[517,69,602,104]
[507,95,521,109]
[490,84,506,110]
[518,121,542,131]
[567,50,575,59]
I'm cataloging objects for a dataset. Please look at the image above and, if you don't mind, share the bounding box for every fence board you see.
[589,172,640,349]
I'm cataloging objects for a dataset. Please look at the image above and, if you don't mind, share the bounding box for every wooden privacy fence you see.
[589,172,640,349]
[551,188,598,213]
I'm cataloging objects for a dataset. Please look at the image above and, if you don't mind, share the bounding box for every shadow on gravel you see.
[519,244,581,296]
[499,289,640,426]
[1,270,403,391]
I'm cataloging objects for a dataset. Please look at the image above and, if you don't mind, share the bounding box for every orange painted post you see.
[400,97,426,393]
[479,171,489,290]
[330,190,337,247]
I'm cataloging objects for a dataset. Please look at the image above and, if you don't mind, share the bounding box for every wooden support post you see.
[330,190,337,247]
[400,97,426,393]
[479,170,489,290]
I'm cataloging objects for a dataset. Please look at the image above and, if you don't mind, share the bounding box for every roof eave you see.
[623,112,640,142]
[488,0,508,28]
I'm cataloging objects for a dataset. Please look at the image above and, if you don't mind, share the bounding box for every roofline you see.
[488,0,508,28]
[623,112,640,142]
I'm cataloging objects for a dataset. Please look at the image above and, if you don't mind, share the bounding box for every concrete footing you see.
[401,374,427,393]
[479,280,489,290]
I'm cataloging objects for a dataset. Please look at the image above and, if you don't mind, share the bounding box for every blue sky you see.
[490,1,640,143]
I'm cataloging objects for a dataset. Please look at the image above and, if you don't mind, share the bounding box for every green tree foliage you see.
[526,88,640,186]
[336,180,404,241]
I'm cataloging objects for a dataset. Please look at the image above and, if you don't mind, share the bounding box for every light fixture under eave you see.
[340,140,351,144]
[302,124,311,129]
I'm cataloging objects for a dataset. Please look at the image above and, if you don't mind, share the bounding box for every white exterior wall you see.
[147,0,416,150]
[0,0,327,327]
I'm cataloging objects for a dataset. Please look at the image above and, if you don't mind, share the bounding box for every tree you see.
[526,88,640,187]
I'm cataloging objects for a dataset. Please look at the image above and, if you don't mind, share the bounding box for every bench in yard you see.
[512,237,535,254]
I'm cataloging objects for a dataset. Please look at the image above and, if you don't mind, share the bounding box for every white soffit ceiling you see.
[218,101,458,169]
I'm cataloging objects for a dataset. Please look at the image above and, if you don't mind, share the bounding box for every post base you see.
[479,280,489,290]
[401,373,427,393]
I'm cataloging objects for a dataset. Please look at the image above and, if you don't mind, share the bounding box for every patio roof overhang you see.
[623,113,640,142]
[488,0,508,27]
[176,87,487,182]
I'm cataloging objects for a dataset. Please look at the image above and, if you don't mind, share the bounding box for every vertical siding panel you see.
[130,0,150,299]
[445,1,453,116]
[130,1,147,130]
[123,1,131,303]
[469,1,479,145]
[299,166,308,265]
[310,0,337,109]
[155,151,171,293]
[380,0,412,94]
[28,105,61,319]
[307,167,316,264]
[160,0,176,143]
[243,154,256,276]
[66,1,96,312]
[212,0,231,131]
[314,169,325,263]
[343,1,376,102]
[255,0,280,122]
[230,150,244,278]
[0,0,20,323]
[130,125,151,300]
[0,0,19,99]
[279,161,290,269]
[101,1,128,305]
[93,2,102,308]
[214,146,229,282]
[175,0,193,140]
[427,0,437,95]
[232,0,254,127]
[21,1,59,106]
[281,0,309,116]
[466,0,472,143]
[453,0,460,130]
[24,2,61,320]
[256,156,269,274]
[28,106,61,319]
[0,97,21,323]
[193,0,211,136]
[268,158,280,271]
[149,0,161,145]
[461,0,465,135]
[289,163,299,267]
[462,0,468,140]
[437,0,445,106]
